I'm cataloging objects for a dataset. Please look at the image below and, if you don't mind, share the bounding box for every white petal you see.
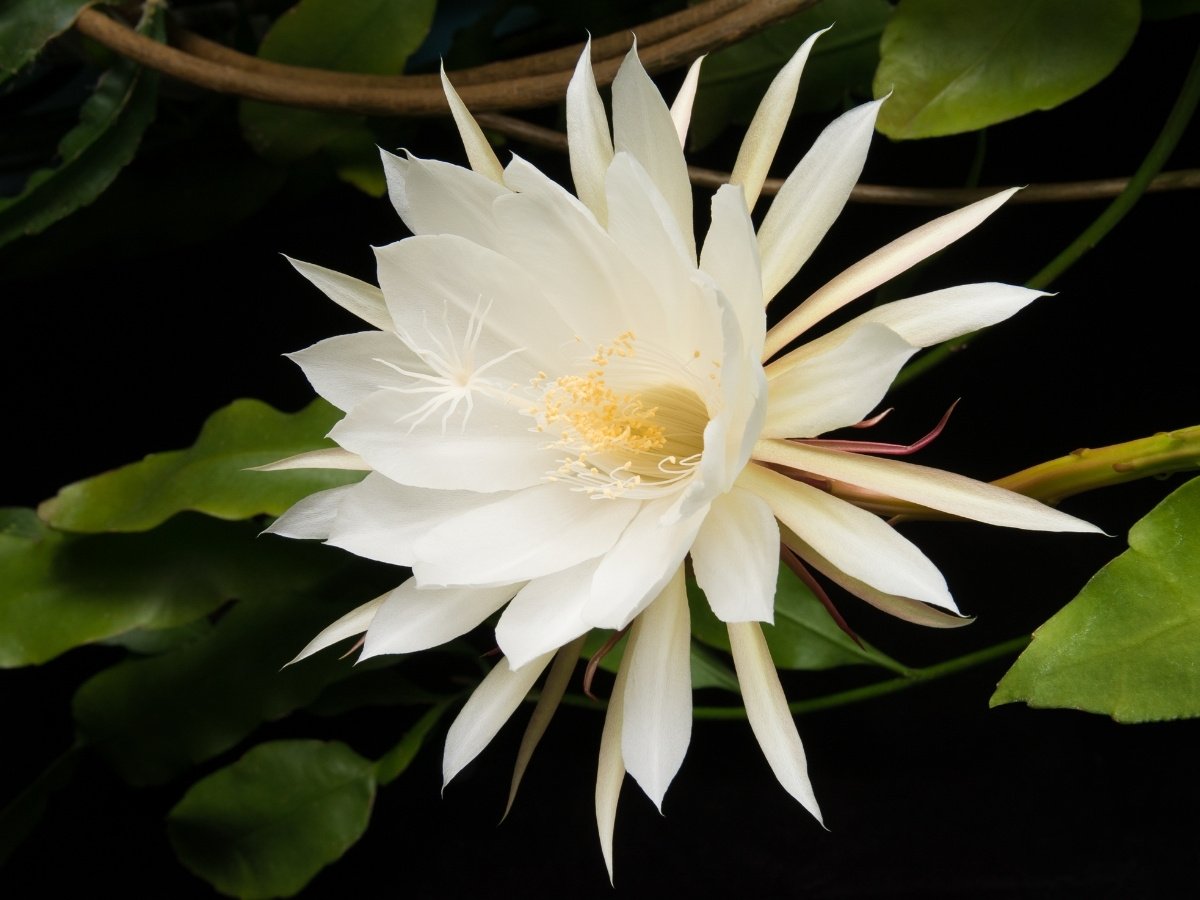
[253,447,369,472]
[764,188,1020,357]
[360,581,516,660]
[412,485,640,587]
[265,484,355,540]
[763,322,916,438]
[288,593,386,665]
[611,44,696,263]
[620,566,691,811]
[758,98,883,304]
[496,559,601,670]
[587,497,706,629]
[669,55,705,147]
[566,38,615,224]
[288,331,429,412]
[700,184,766,359]
[443,651,554,788]
[691,487,779,623]
[286,257,391,331]
[596,630,633,884]
[846,282,1047,348]
[440,63,505,184]
[329,389,552,493]
[783,530,971,628]
[727,620,822,822]
[381,151,508,247]
[739,464,957,611]
[752,440,1104,533]
[730,27,827,212]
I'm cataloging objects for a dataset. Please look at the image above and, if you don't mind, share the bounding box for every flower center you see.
[532,334,708,498]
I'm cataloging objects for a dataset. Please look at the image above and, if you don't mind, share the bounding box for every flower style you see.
[266,31,1099,877]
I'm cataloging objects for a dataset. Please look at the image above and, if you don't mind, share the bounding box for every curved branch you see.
[75,0,823,115]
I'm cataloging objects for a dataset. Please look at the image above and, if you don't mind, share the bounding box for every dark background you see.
[3,10,1199,899]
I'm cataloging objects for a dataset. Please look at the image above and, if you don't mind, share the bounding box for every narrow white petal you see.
[566,38,615,223]
[383,152,508,247]
[762,322,916,438]
[596,629,634,884]
[496,559,601,670]
[360,581,517,660]
[380,147,412,222]
[440,64,505,184]
[287,331,432,412]
[286,256,391,331]
[443,651,554,788]
[668,55,705,147]
[265,484,355,540]
[253,447,369,472]
[758,98,883,304]
[288,593,386,665]
[764,188,1019,357]
[700,184,766,359]
[620,566,691,811]
[752,440,1104,533]
[505,636,587,818]
[730,27,827,212]
[739,464,957,611]
[612,44,696,263]
[728,620,822,822]
[412,485,639,587]
[691,487,779,623]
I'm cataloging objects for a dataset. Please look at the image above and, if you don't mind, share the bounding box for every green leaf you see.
[992,477,1200,722]
[0,0,106,82]
[238,0,436,190]
[688,567,906,672]
[873,0,1140,139]
[374,701,450,784]
[691,0,893,149]
[0,3,161,246]
[0,513,332,667]
[1143,0,1200,18]
[72,556,365,785]
[168,740,375,899]
[40,398,361,534]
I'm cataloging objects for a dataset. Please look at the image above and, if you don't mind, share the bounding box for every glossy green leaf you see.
[992,477,1200,722]
[0,513,331,668]
[688,567,905,672]
[0,3,161,246]
[40,398,361,534]
[168,740,375,899]
[873,0,1140,139]
[690,0,892,149]
[238,0,436,187]
[0,0,106,82]
[72,564,367,785]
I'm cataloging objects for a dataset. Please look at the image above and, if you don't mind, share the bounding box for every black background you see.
[3,12,1199,899]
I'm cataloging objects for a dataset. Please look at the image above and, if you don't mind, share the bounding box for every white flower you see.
[266,33,1100,878]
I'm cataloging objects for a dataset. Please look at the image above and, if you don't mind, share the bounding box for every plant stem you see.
[692,636,1031,720]
[895,42,1200,388]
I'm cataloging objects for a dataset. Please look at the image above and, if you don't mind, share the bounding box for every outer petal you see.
[288,593,386,664]
[254,448,369,472]
[669,55,705,147]
[752,440,1104,533]
[728,620,822,822]
[700,184,766,359]
[287,331,431,412]
[739,464,957,611]
[381,151,508,247]
[411,484,639,587]
[265,484,355,540]
[762,322,916,438]
[596,629,633,884]
[730,27,826,212]
[443,650,555,788]
[611,44,696,263]
[691,487,779,623]
[566,38,615,224]
[496,558,601,670]
[440,63,505,184]
[764,188,1020,357]
[757,98,884,304]
[620,566,691,812]
[360,581,517,660]
[286,257,391,331]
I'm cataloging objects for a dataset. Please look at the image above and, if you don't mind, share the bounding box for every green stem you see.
[693,636,1031,720]
[894,42,1200,388]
